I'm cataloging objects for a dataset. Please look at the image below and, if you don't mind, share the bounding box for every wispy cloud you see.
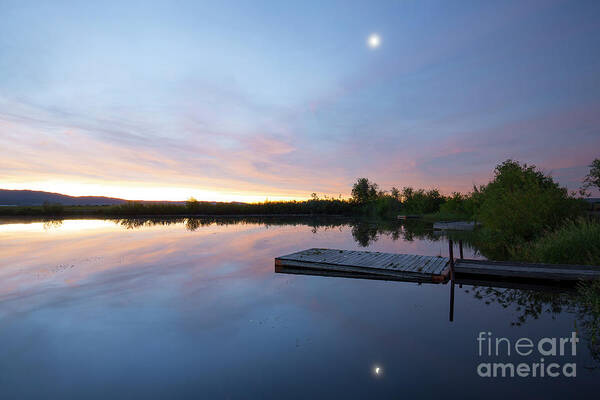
[1,0,598,200]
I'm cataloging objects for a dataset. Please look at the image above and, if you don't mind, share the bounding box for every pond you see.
[0,217,598,399]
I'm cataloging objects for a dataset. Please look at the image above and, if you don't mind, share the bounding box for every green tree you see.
[400,187,444,214]
[583,158,600,192]
[351,178,379,204]
[477,160,582,244]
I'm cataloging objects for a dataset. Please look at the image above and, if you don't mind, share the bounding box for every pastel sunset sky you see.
[1,0,599,201]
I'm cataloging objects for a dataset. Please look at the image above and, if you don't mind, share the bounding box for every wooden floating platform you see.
[397,215,421,220]
[433,221,478,231]
[454,259,600,281]
[275,248,600,283]
[275,248,450,283]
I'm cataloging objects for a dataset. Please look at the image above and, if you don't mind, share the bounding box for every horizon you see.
[2,1,599,201]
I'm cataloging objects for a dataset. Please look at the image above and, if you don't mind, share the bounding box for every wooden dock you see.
[275,246,600,283]
[275,248,450,283]
[454,259,600,281]
[397,215,421,220]
[433,221,478,231]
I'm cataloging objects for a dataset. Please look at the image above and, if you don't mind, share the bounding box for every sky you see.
[1,0,599,201]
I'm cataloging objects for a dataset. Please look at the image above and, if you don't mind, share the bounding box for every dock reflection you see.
[275,264,579,324]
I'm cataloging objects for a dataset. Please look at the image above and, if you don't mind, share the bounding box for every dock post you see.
[459,240,464,259]
[448,239,455,280]
[449,278,455,322]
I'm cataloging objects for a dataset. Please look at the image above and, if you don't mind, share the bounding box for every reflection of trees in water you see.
[466,286,572,325]
[118,218,188,229]
[576,281,600,362]
[351,222,381,246]
[349,220,434,246]
[349,219,480,254]
[115,216,352,232]
[97,216,600,362]
[466,283,600,363]
[114,216,482,253]
[43,219,64,230]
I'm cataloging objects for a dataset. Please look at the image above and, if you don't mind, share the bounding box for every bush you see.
[437,191,480,220]
[42,201,64,215]
[371,195,401,218]
[509,219,600,265]
[477,160,583,244]
[401,187,444,214]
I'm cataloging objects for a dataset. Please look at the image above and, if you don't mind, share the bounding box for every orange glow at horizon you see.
[0,181,339,203]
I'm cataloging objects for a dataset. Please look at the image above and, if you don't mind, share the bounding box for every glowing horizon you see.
[0,181,315,203]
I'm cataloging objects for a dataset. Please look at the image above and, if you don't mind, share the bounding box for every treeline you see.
[0,197,355,217]
[351,159,599,264]
[0,201,69,216]
[0,160,590,223]
[99,197,355,216]
[99,186,450,218]
[348,177,445,217]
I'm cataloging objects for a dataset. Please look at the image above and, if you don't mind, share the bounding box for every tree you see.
[477,160,582,244]
[583,158,600,192]
[186,197,200,212]
[391,187,400,200]
[400,187,444,214]
[351,178,379,204]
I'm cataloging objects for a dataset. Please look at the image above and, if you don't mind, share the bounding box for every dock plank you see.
[276,248,450,282]
[276,248,600,283]
[454,259,600,281]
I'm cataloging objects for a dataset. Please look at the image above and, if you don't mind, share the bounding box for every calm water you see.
[0,217,598,399]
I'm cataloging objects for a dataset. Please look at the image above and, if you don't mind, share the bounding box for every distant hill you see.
[0,189,130,206]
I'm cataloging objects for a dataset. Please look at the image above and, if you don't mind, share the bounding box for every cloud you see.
[1,0,598,200]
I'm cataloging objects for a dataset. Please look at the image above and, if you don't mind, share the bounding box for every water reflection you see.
[113,216,482,252]
[275,260,600,367]
[462,281,600,364]
[1,216,481,251]
[1,216,599,398]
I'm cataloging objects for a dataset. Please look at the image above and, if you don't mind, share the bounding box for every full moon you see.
[367,33,381,49]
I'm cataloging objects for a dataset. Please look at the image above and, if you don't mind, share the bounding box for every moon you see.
[367,33,381,49]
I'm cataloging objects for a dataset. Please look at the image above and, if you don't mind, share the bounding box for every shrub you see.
[509,219,600,265]
[477,160,583,244]
[437,191,481,220]
[401,187,444,214]
[42,201,64,215]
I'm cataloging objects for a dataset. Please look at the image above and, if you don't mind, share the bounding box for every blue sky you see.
[1,0,599,200]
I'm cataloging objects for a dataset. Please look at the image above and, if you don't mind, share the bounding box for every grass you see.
[509,218,600,265]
